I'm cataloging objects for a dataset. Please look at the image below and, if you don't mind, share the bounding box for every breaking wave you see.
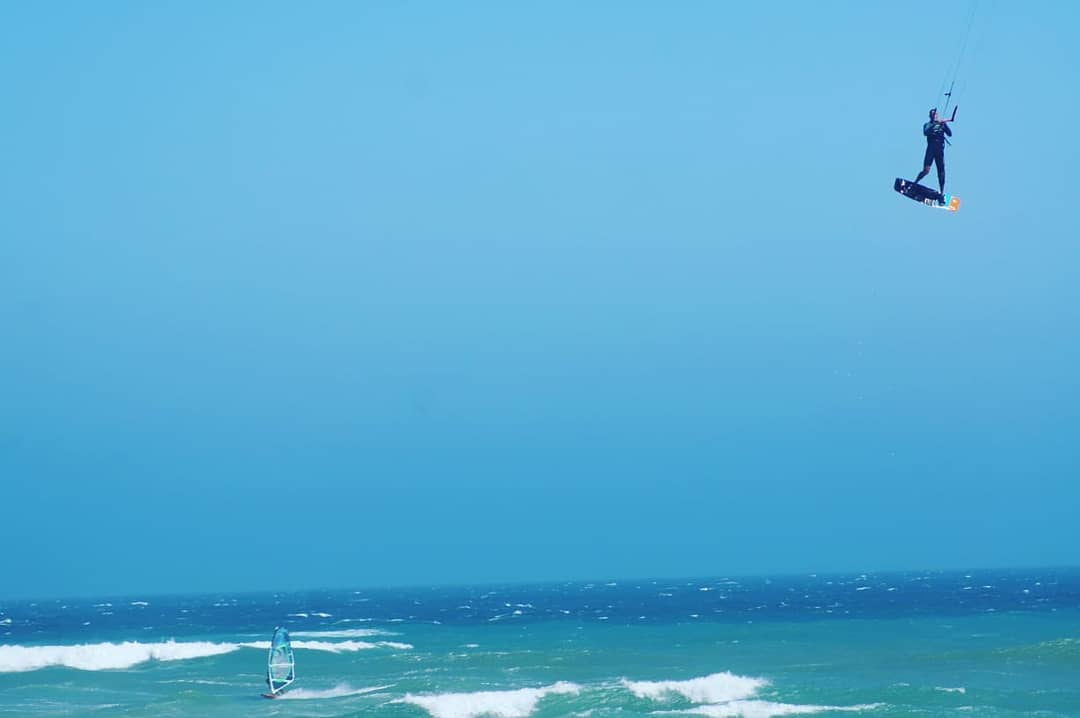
[623,672,767,704]
[624,672,880,717]
[0,640,236,673]
[400,681,581,718]
[0,634,411,673]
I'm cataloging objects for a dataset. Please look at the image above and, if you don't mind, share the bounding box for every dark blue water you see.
[5,568,1079,641]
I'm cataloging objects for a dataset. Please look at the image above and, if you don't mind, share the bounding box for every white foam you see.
[0,640,237,673]
[276,683,392,700]
[0,618,11,626]
[401,681,581,718]
[623,673,767,704]
[291,629,395,639]
[165,678,235,686]
[243,639,412,653]
[935,686,966,694]
[682,700,882,717]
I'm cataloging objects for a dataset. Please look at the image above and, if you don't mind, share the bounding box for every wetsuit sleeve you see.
[943,123,952,136]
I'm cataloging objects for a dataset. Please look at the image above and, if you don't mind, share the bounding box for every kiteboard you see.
[894,178,960,212]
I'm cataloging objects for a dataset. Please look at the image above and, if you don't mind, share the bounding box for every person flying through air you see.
[914,108,953,197]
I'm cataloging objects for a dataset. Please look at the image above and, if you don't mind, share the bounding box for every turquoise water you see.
[2,570,1079,717]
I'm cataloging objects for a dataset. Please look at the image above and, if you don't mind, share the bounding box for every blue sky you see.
[2,2,1078,600]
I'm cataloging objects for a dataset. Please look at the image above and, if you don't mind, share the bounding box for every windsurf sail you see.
[265,627,295,696]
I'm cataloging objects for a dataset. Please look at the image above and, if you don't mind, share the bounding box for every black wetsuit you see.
[917,120,952,193]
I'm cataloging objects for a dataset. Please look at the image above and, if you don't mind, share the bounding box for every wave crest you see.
[401,681,581,718]
[0,640,237,673]
[683,701,883,717]
[622,672,768,704]
[291,629,396,639]
[243,639,412,653]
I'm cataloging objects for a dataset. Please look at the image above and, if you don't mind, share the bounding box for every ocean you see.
[2,569,1078,717]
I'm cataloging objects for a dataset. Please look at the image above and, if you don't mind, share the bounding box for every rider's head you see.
[929,108,938,120]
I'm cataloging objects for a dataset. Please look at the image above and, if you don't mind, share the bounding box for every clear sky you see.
[2,2,1078,600]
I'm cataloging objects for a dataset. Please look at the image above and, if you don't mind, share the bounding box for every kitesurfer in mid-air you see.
[914,108,953,197]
